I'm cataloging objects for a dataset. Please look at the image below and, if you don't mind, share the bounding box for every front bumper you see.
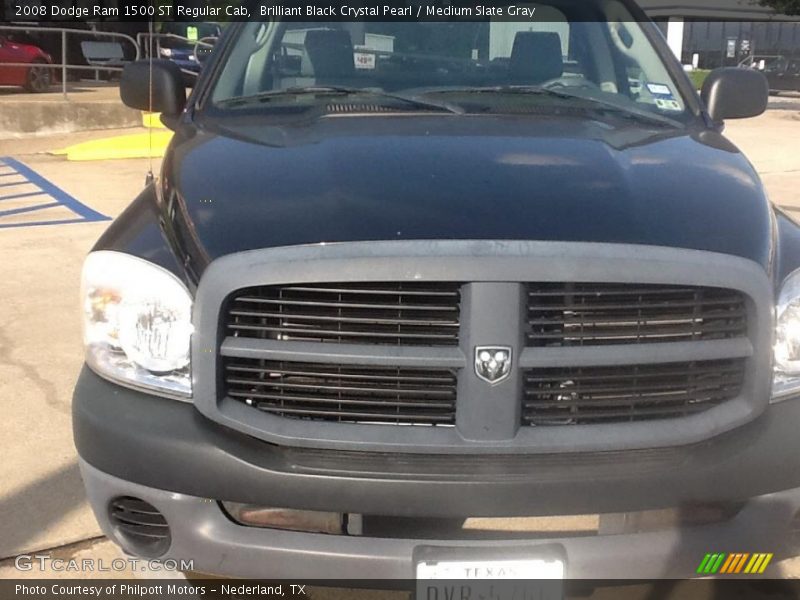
[74,367,800,578]
[80,458,800,579]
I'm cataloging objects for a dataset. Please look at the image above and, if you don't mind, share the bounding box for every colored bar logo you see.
[697,553,773,574]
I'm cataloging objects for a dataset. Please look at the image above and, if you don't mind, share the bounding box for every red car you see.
[0,36,53,93]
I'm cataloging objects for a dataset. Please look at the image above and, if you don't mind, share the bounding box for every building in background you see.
[639,0,800,68]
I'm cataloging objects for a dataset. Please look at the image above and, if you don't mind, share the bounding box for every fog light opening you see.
[108,496,171,558]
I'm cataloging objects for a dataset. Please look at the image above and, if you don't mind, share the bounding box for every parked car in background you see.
[0,35,52,92]
[741,54,800,95]
[3,22,96,83]
[157,22,221,85]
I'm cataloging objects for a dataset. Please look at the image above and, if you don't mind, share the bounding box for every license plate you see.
[416,558,564,579]
[416,559,564,600]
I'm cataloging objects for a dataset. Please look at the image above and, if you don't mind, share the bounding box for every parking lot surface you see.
[1,97,799,593]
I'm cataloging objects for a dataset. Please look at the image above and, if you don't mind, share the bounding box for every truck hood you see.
[164,115,773,274]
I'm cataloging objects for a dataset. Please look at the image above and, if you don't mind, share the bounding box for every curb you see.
[0,100,140,139]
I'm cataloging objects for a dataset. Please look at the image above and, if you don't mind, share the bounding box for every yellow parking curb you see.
[51,131,173,161]
[142,112,167,129]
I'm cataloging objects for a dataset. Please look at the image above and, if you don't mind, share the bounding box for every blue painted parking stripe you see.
[0,157,110,226]
[0,201,60,218]
[0,190,47,202]
[0,218,87,229]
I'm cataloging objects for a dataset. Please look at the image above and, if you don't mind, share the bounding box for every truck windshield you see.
[209,1,692,124]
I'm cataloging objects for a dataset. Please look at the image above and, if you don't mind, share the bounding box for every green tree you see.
[758,0,800,15]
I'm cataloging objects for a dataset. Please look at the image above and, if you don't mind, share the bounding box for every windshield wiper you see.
[218,86,464,115]
[554,91,683,129]
[421,85,682,128]
[418,85,581,100]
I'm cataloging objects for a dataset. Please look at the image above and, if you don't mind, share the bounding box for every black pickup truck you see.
[740,54,800,95]
[73,0,800,585]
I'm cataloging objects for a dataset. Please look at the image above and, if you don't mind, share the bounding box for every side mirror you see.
[701,67,768,121]
[120,60,186,127]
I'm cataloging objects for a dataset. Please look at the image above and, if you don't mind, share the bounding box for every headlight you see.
[81,251,193,399]
[774,268,800,400]
[159,47,173,57]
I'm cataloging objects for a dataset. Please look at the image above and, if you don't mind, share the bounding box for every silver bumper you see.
[80,458,800,580]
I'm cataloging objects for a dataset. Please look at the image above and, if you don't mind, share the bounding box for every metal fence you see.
[0,25,215,98]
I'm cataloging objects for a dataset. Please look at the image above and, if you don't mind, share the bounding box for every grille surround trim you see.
[193,241,773,455]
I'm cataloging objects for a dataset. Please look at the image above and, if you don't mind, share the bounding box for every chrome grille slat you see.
[232,392,454,409]
[528,300,744,310]
[223,358,458,425]
[526,285,738,296]
[252,406,456,423]
[520,359,745,426]
[226,378,456,397]
[280,285,460,296]
[228,310,460,326]
[527,283,747,347]
[227,324,458,340]
[226,282,462,347]
[523,382,741,397]
[523,389,741,408]
[523,364,741,381]
[528,322,745,339]
[235,297,459,311]
[527,310,747,322]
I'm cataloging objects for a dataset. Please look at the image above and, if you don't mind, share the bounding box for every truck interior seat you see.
[304,29,356,85]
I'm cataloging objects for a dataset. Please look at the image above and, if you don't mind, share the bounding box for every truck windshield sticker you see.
[646,83,673,96]
[646,83,682,112]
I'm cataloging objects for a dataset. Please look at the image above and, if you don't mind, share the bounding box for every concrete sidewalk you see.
[0,83,140,138]
[725,94,800,211]
[0,131,160,559]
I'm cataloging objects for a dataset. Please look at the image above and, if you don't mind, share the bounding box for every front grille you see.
[221,282,750,427]
[527,283,747,346]
[225,282,462,346]
[205,243,767,453]
[224,358,458,425]
[521,359,745,426]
